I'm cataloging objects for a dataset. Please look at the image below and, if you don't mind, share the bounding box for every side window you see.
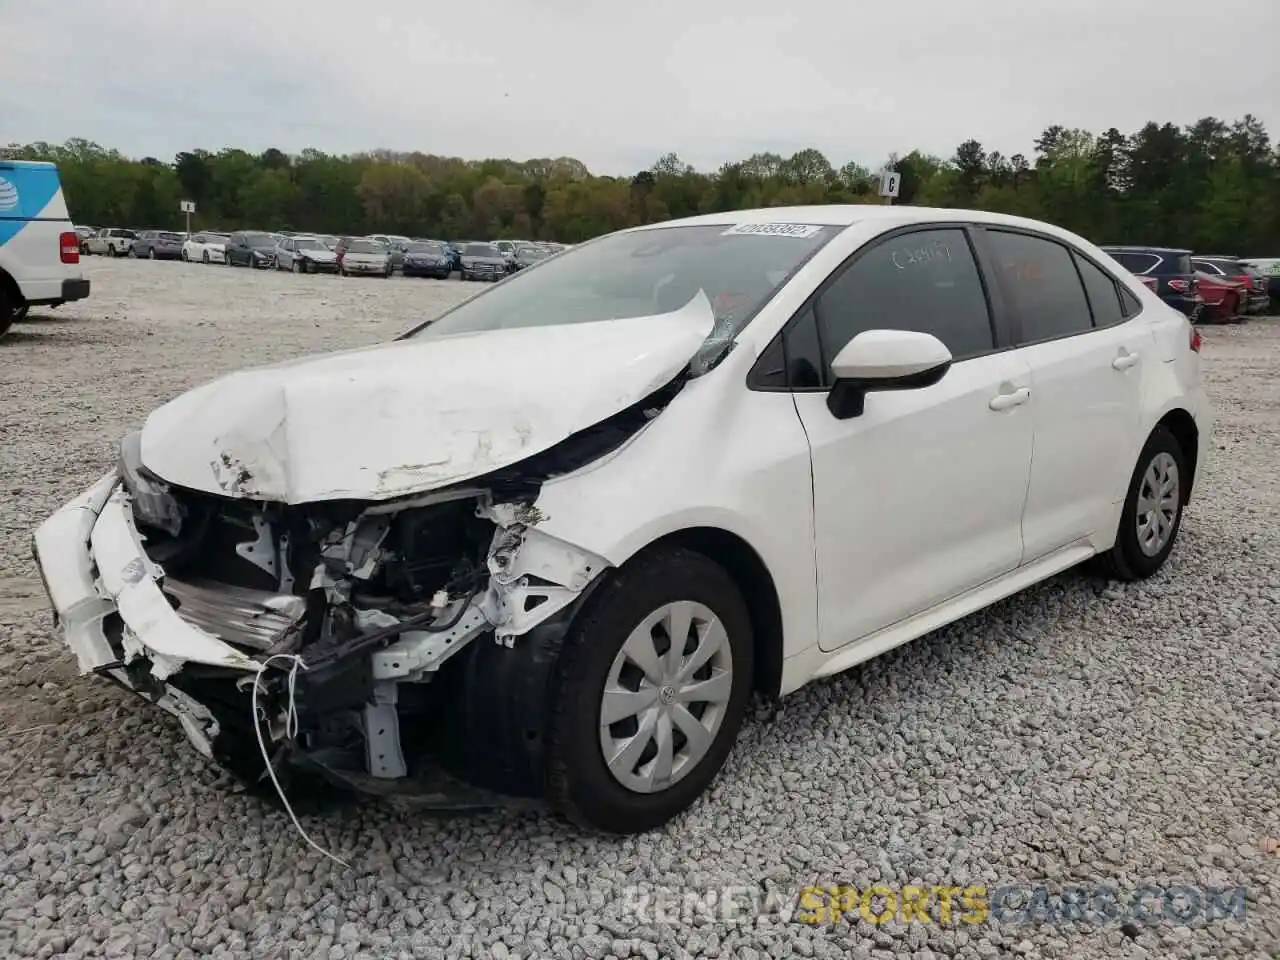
[1108,251,1158,274]
[988,231,1092,343]
[1119,285,1143,317]
[784,307,824,388]
[814,228,995,363]
[1074,253,1126,328]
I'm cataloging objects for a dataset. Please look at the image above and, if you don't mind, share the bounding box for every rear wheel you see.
[1095,425,1187,581]
[0,288,15,339]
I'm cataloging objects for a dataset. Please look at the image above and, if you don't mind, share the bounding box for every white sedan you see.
[181,232,230,264]
[31,205,1211,835]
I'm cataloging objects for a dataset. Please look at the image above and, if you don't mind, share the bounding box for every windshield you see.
[347,240,383,254]
[295,238,327,251]
[464,243,499,257]
[406,242,443,254]
[245,232,275,247]
[516,246,548,260]
[409,223,843,339]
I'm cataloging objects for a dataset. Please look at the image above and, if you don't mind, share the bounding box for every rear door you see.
[980,228,1149,559]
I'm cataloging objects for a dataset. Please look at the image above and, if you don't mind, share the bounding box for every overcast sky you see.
[2,0,1276,175]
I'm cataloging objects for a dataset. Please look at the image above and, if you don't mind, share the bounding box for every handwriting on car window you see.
[1003,260,1044,283]
[891,240,954,271]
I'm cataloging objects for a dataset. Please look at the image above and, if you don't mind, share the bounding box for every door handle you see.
[1112,351,1140,370]
[989,387,1031,411]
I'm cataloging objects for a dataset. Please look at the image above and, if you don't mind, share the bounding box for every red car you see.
[1193,270,1248,323]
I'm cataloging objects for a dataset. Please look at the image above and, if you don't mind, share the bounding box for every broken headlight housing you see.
[117,430,184,536]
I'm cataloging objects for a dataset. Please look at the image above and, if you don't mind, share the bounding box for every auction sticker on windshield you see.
[721,223,824,238]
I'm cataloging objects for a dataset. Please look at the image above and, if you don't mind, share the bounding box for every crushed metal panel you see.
[137,295,716,504]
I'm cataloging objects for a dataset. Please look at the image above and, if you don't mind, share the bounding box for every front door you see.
[792,225,1036,652]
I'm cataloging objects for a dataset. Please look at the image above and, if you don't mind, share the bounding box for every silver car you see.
[275,236,340,274]
[339,239,392,277]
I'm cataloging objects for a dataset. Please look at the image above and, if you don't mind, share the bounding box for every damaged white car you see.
[33,206,1210,834]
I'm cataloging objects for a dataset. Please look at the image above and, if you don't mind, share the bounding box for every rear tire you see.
[1095,425,1187,582]
[546,548,754,833]
[0,288,15,339]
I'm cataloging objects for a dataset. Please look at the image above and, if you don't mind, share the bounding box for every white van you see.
[0,159,91,338]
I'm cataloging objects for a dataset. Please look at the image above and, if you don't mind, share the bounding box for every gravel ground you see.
[1,258,1277,960]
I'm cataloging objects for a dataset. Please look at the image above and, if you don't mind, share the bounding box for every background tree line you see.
[5,114,1277,253]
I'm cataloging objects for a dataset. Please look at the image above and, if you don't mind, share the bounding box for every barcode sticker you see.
[720,222,823,239]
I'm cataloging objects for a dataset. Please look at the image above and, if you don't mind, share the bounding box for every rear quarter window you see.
[1108,252,1159,274]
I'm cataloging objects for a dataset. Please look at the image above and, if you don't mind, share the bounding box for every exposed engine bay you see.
[110,423,627,805]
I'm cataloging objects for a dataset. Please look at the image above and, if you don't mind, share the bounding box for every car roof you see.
[1192,254,1240,260]
[628,205,1116,241]
[1099,245,1192,255]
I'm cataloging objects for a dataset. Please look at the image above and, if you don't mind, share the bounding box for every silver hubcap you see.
[1136,452,1179,557]
[599,600,733,794]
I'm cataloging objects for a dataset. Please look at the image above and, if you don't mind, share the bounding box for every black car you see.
[130,230,185,260]
[1099,246,1199,318]
[226,231,278,269]
[458,242,508,281]
[401,241,453,279]
[510,243,551,272]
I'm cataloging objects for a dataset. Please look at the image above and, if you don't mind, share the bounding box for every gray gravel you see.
[1,258,1278,960]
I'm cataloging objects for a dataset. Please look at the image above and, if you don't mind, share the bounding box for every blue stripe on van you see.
[0,165,63,247]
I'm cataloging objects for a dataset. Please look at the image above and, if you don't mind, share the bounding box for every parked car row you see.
[1100,245,1276,323]
[77,226,569,281]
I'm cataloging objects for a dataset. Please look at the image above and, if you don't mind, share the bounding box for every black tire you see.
[0,288,15,339]
[1095,425,1188,581]
[545,548,754,833]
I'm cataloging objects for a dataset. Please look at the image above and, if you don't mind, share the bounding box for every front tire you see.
[545,548,754,833]
[1096,425,1187,581]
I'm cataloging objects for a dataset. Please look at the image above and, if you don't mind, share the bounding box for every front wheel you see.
[545,548,754,833]
[1095,425,1187,581]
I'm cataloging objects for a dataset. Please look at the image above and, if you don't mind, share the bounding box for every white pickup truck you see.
[0,160,91,338]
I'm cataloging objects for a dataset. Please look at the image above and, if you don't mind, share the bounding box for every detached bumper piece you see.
[31,475,241,757]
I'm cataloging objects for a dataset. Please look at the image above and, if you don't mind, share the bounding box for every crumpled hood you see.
[139,293,716,504]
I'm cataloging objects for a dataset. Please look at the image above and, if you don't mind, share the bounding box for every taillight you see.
[1139,276,1159,292]
[59,231,80,264]
[1189,326,1202,353]
[1167,278,1191,293]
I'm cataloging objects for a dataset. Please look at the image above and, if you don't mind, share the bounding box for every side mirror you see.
[826,330,952,420]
